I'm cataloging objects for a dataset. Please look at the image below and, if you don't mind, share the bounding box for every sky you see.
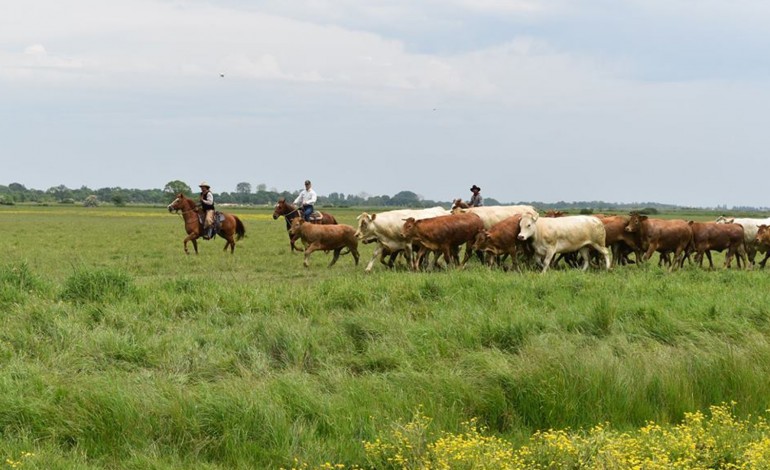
[2,0,770,208]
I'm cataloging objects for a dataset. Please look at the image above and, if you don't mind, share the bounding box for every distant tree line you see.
[1,181,767,212]
[0,181,452,208]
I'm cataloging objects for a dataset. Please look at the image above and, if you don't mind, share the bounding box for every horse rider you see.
[469,184,483,207]
[199,181,215,239]
[293,179,318,221]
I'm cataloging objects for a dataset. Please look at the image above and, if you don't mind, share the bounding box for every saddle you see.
[308,211,324,222]
[198,211,224,239]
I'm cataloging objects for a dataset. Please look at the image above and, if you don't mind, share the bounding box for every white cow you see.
[451,205,538,229]
[517,213,610,273]
[715,216,770,267]
[355,207,450,272]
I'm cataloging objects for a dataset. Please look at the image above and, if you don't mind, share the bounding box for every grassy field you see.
[2,204,770,468]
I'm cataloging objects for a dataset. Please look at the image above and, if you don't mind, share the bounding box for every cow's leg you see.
[705,250,714,269]
[351,245,360,266]
[541,249,557,273]
[365,245,384,273]
[644,243,658,263]
[329,248,342,267]
[594,245,611,270]
[578,247,592,271]
[671,247,685,272]
[747,245,758,268]
[758,252,769,269]
[303,243,321,268]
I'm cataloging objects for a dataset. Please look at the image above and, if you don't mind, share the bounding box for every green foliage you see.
[3,205,770,467]
[60,268,135,303]
[82,195,99,207]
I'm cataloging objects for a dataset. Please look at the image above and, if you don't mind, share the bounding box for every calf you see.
[471,214,531,270]
[517,214,610,273]
[625,213,692,271]
[401,213,484,270]
[687,221,746,269]
[355,207,450,272]
[289,218,359,268]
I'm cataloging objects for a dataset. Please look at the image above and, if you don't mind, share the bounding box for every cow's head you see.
[471,229,490,251]
[715,215,735,224]
[625,212,647,232]
[517,214,538,241]
[757,225,770,245]
[401,217,417,239]
[355,212,374,239]
[288,217,304,235]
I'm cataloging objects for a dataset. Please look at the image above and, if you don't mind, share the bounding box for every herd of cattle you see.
[284,202,770,272]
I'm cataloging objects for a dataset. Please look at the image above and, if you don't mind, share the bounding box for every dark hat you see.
[304,180,311,185]
[470,185,481,192]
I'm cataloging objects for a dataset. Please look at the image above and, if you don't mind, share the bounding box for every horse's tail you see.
[235,216,246,240]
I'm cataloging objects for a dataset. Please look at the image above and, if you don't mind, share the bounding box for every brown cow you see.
[289,218,360,268]
[625,213,692,271]
[754,225,770,266]
[598,215,643,267]
[687,221,746,269]
[471,214,532,270]
[401,213,484,270]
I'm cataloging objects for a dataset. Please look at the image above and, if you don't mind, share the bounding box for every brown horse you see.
[272,197,337,252]
[451,198,470,210]
[167,193,246,255]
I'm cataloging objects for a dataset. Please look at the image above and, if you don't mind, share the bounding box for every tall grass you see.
[2,205,770,467]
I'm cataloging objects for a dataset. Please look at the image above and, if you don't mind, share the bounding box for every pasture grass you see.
[2,205,770,467]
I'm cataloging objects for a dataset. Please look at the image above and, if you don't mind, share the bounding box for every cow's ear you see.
[640,215,648,221]
[371,214,377,221]
[532,213,539,222]
[688,220,694,225]
[760,224,768,231]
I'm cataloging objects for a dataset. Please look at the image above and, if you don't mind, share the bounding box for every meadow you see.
[2,204,770,468]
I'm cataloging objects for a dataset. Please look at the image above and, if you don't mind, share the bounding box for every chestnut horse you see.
[167,193,246,255]
[272,197,337,252]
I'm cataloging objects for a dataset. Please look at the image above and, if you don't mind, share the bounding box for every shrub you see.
[60,268,135,303]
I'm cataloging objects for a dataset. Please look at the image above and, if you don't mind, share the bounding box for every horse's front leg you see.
[183,230,199,255]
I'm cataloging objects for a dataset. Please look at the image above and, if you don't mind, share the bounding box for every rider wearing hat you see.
[199,182,215,239]
[469,185,483,207]
[293,179,318,221]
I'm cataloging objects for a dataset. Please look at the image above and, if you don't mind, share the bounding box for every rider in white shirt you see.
[293,180,318,221]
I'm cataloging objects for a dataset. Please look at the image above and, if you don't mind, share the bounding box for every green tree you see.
[163,180,191,195]
[389,190,421,207]
[236,182,252,194]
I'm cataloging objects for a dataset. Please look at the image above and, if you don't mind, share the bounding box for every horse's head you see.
[167,193,188,213]
[272,198,291,219]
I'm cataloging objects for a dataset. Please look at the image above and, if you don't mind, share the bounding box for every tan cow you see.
[517,214,610,273]
[451,205,538,229]
[401,213,484,270]
[355,207,450,272]
[289,218,359,268]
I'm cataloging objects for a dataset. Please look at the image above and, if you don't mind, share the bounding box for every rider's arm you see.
[305,190,317,206]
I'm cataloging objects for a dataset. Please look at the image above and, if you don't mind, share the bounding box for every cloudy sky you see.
[2,0,769,207]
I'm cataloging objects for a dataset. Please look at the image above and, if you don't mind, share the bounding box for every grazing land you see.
[3,204,770,468]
